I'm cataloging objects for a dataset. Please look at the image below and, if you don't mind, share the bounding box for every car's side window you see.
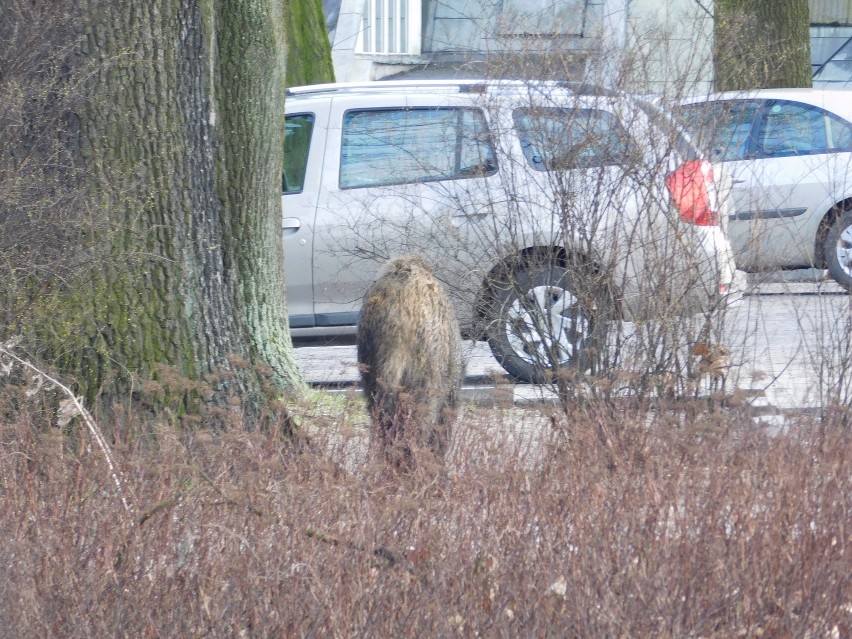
[512,107,633,171]
[676,101,758,162]
[283,113,315,194]
[826,112,852,152]
[339,107,497,189]
[758,102,828,157]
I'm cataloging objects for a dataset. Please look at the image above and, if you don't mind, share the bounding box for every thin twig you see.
[0,342,134,521]
[199,470,264,517]
[693,0,713,19]
[304,528,406,570]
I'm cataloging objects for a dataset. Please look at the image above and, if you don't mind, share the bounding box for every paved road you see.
[294,278,851,412]
[723,280,851,411]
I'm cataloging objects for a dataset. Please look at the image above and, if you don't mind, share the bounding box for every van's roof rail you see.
[285,79,618,98]
[286,80,489,96]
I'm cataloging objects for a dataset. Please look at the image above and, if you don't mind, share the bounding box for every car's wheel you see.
[483,258,608,384]
[824,209,852,290]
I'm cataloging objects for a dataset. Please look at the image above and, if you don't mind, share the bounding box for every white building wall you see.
[329,0,716,90]
[621,0,715,95]
[810,0,852,24]
[331,0,368,81]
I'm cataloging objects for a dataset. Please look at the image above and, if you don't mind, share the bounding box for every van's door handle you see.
[283,217,301,236]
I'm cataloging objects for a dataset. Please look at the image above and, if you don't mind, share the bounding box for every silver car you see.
[283,80,737,383]
[678,88,852,288]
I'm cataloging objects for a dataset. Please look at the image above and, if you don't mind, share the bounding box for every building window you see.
[812,28,852,87]
[358,0,421,54]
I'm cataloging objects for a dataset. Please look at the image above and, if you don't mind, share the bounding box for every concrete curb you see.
[742,269,848,295]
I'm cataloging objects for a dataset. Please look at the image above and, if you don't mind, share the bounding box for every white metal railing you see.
[357,0,422,55]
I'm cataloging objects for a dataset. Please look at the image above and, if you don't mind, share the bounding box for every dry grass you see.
[0,393,849,638]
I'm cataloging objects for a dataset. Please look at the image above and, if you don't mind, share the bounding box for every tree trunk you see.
[23,0,303,424]
[714,0,812,91]
[285,0,335,86]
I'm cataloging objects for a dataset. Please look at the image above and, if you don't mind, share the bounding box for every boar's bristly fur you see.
[357,257,463,470]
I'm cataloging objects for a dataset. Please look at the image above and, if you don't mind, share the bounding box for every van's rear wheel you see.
[484,259,607,384]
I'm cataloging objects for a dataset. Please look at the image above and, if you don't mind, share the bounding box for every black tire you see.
[483,258,608,384]
[824,209,852,290]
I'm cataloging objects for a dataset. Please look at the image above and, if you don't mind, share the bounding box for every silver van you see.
[283,80,737,383]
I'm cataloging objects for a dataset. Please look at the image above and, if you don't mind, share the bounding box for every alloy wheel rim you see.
[836,224,852,277]
[504,284,590,367]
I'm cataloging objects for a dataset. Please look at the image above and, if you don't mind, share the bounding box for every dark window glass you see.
[827,113,852,151]
[512,107,633,171]
[758,102,827,156]
[339,107,497,189]
[283,114,315,193]
[675,101,759,162]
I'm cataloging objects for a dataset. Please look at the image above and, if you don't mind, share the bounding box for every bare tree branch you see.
[693,0,713,19]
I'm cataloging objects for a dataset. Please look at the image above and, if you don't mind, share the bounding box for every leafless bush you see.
[0,392,848,637]
[0,337,133,519]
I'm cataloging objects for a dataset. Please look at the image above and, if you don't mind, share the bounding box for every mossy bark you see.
[714,0,812,91]
[34,0,303,422]
[284,0,335,87]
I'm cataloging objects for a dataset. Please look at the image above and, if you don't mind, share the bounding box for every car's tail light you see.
[665,160,719,226]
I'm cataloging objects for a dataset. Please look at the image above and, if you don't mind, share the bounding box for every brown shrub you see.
[0,395,849,637]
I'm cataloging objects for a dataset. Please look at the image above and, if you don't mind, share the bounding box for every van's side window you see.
[513,107,633,170]
[283,113,315,194]
[340,107,497,189]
